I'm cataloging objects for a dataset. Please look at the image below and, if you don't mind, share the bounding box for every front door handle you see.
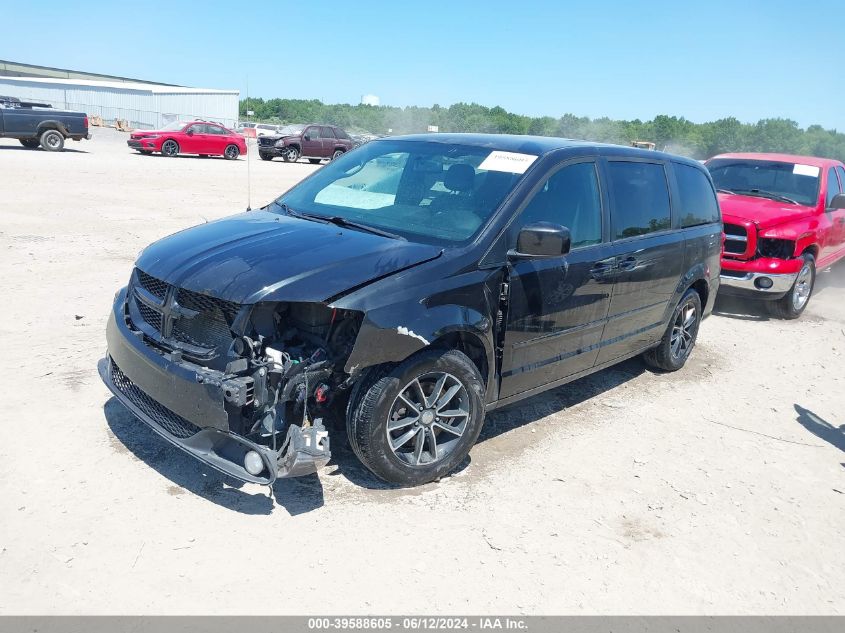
[589,258,616,277]
[617,255,638,271]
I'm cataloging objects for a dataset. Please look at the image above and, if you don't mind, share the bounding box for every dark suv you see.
[100,134,721,487]
[257,124,355,163]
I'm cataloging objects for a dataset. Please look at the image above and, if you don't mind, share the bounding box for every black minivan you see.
[100,134,721,487]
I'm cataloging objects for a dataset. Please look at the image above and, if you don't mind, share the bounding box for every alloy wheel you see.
[792,262,813,311]
[670,302,697,361]
[225,144,239,159]
[385,372,470,467]
[162,140,178,157]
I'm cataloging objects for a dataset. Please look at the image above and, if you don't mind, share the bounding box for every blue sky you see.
[3,0,842,128]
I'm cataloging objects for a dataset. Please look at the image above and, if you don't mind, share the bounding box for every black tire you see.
[259,152,274,161]
[347,349,486,486]
[39,129,64,152]
[161,139,179,157]
[331,149,344,160]
[138,150,153,155]
[643,288,702,372]
[19,139,40,149]
[769,253,815,320]
[308,158,322,164]
[282,146,300,163]
[223,144,240,160]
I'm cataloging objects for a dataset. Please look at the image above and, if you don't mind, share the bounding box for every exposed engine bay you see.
[206,301,362,480]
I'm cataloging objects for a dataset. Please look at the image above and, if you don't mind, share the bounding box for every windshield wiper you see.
[277,203,405,240]
[320,215,406,240]
[733,189,799,205]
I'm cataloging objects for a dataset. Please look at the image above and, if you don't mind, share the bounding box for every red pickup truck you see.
[707,153,845,318]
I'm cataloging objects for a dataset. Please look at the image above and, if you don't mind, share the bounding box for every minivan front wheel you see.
[643,288,702,372]
[347,349,486,486]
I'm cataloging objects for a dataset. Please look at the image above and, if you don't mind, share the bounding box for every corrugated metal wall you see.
[0,78,239,129]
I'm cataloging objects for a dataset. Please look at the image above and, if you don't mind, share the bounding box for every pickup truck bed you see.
[0,95,90,151]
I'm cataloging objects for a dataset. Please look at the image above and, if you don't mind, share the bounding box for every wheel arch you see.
[340,304,496,391]
[36,121,68,136]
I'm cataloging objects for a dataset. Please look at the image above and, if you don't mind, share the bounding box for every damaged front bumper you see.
[99,296,331,485]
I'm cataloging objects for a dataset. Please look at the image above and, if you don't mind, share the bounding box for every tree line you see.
[240,98,845,161]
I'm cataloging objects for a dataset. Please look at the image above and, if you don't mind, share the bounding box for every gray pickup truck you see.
[0,96,90,151]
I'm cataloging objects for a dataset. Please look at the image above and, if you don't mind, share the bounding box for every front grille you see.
[109,359,201,439]
[137,301,162,332]
[129,269,239,353]
[723,223,748,255]
[258,137,276,147]
[137,269,168,299]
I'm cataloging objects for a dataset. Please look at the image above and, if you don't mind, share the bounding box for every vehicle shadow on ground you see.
[794,404,844,452]
[329,358,646,490]
[0,145,89,154]
[104,398,325,516]
[712,295,771,321]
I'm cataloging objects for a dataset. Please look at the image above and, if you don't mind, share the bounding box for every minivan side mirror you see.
[828,193,845,210]
[509,222,571,259]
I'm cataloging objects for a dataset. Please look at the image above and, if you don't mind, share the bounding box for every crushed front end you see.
[100,268,362,484]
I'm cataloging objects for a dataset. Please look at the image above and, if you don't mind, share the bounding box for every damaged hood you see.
[718,193,817,230]
[136,210,442,304]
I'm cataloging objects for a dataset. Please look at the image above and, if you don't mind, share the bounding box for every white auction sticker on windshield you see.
[479,151,538,174]
[793,164,819,177]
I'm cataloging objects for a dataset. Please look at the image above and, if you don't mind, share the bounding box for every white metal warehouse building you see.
[0,75,239,130]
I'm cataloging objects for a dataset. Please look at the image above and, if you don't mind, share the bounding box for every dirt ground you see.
[1,128,843,615]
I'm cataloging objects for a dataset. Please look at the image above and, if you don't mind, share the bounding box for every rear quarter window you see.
[607,161,672,239]
[674,162,720,227]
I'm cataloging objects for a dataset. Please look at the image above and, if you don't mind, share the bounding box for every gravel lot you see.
[1,128,843,615]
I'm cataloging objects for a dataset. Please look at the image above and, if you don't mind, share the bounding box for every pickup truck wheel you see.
[282,146,300,163]
[161,139,179,157]
[223,144,240,160]
[308,158,322,164]
[347,349,486,486]
[20,139,40,149]
[331,149,344,160]
[259,152,274,161]
[769,254,815,320]
[39,129,64,152]
[643,288,702,372]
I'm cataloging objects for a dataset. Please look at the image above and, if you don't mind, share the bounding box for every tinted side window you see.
[515,162,602,249]
[305,126,320,139]
[607,161,671,239]
[826,168,841,207]
[674,162,720,227]
[335,128,351,140]
[321,126,337,139]
[187,124,204,134]
[207,124,227,135]
[837,167,845,194]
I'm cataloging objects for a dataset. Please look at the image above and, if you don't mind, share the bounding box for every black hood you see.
[135,211,442,304]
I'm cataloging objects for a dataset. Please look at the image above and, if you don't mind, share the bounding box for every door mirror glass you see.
[510,222,571,259]
[829,192,845,210]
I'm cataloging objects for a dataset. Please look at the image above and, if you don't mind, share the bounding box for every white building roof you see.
[0,75,238,95]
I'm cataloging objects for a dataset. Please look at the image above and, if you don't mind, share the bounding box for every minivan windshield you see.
[707,158,820,207]
[275,140,530,245]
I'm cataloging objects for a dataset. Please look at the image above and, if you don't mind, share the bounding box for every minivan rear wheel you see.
[643,288,702,372]
[347,349,486,486]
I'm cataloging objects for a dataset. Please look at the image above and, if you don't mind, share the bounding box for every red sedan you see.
[128,120,247,159]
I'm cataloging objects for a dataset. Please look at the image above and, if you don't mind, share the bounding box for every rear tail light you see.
[83,115,89,128]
